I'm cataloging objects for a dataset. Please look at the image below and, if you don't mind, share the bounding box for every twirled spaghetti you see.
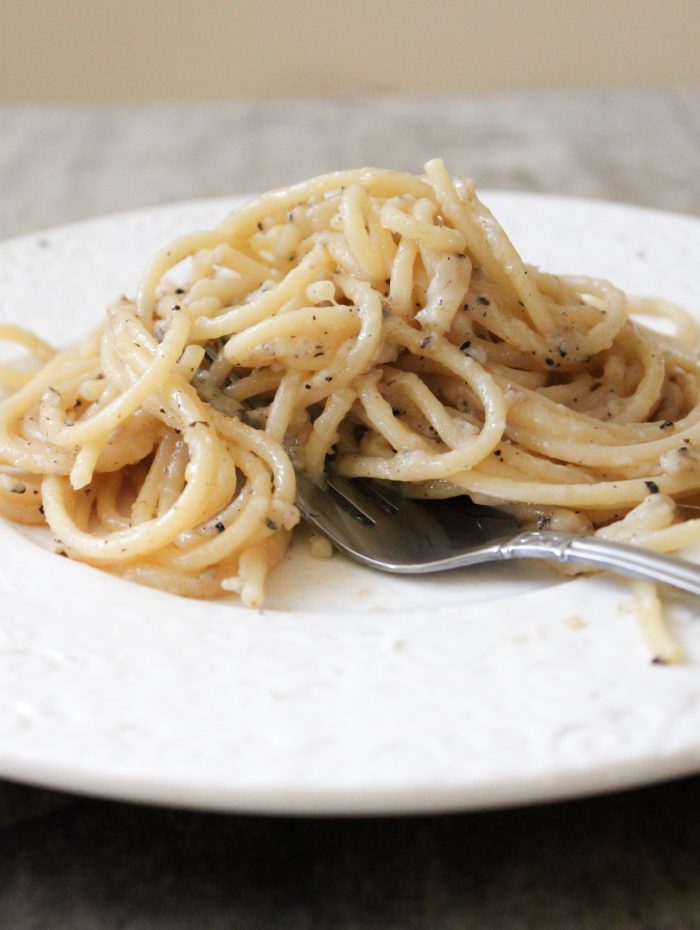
[0,160,699,649]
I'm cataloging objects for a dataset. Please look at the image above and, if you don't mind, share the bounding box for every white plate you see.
[1,193,700,815]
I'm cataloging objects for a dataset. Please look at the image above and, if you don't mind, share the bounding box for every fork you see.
[295,471,700,597]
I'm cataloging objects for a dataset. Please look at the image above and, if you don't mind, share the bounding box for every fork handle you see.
[501,530,700,597]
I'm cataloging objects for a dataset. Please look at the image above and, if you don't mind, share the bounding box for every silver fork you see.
[295,472,700,597]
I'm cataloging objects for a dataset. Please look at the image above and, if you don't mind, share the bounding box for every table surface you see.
[2,88,700,928]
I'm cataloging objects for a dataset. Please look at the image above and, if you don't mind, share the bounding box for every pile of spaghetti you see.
[1,159,699,648]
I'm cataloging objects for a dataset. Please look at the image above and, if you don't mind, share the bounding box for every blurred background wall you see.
[1,0,699,102]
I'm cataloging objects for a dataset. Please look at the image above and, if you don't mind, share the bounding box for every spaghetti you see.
[0,159,698,655]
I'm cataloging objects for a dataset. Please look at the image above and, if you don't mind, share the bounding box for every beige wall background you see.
[1,0,699,102]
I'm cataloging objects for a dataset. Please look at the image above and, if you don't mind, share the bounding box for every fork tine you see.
[293,472,385,547]
[325,474,393,525]
[351,478,401,514]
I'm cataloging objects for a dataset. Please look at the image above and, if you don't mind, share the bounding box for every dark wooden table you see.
[2,89,700,928]
[1,776,699,929]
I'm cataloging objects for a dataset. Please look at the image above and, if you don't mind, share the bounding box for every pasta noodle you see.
[0,159,698,651]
